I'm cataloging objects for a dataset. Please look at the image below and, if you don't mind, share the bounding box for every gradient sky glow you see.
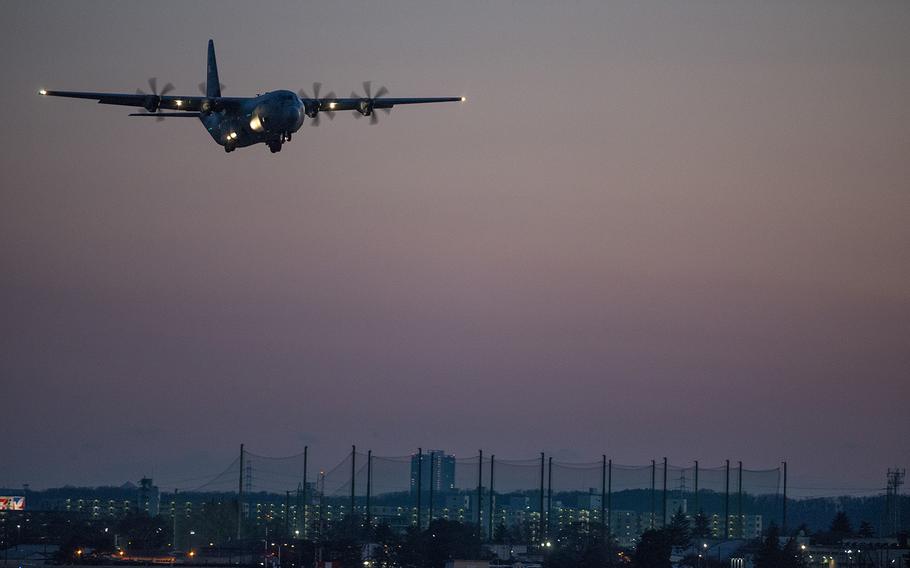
[1,0,908,493]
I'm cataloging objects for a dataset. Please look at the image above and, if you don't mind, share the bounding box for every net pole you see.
[694,460,699,514]
[662,457,668,527]
[650,460,656,530]
[477,450,483,530]
[238,443,244,541]
[318,471,326,545]
[285,490,290,539]
[351,445,356,537]
[546,457,553,540]
[174,489,179,550]
[607,459,612,537]
[489,455,495,541]
[416,448,423,530]
[782,461,788,534]
[539,452,545,544]
[302,447,308,540]
[429,452,435,526]
[601,455,607,541]
[724,459,730,540]
[737,461,743,538]
[366,450,372,533]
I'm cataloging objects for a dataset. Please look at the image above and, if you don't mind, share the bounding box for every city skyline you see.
[1,1,908,494]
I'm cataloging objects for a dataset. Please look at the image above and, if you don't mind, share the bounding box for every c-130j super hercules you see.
[40,40,465,153]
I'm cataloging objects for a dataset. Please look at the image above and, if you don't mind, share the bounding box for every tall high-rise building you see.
[137,477,159,516]
[410,450,456,494]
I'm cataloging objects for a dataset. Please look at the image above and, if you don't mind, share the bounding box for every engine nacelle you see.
[143,95,160,113]
[201,99,227,114]
[357,100,374,116]
[249,105,269,132]
[303,102,320,118]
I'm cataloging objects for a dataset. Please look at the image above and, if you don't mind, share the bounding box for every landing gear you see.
[224,143,235,153]
[282,131,292,142]
[267,139,282,153]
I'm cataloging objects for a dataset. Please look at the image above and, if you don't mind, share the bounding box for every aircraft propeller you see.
[298,82,337,126]
[351,81,391,125]
[135,77,174,121]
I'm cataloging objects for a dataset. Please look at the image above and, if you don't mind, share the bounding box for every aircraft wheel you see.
[268,140,282,153]
[224,144,235,153]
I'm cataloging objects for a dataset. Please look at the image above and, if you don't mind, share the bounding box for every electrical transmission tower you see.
[885,468,905,536]
[677,471,688,512]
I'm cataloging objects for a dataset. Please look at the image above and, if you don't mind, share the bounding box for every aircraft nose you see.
[287,105,301,123]
[286,105,302,129]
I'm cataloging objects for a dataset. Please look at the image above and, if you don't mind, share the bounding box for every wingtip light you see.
[461,96,466,102]
[39,89,47,96]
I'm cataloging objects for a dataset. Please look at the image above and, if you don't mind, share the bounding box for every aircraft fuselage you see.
[204,90,304,152]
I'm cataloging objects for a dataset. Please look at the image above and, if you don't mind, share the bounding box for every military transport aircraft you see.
[39,40,465,153]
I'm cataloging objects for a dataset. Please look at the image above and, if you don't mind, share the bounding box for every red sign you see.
[0,496,25,510]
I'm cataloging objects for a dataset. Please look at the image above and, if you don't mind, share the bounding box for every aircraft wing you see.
[305,96,464,113]
[38,90,243,112]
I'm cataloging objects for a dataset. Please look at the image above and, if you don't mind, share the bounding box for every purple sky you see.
[1,1,908,494]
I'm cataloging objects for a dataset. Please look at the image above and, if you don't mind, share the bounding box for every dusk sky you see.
[1,1,908,494]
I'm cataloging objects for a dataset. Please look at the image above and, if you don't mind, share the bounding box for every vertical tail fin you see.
[206,39,221,98]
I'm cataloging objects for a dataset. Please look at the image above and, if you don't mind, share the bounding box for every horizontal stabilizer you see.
[128,112,201,118]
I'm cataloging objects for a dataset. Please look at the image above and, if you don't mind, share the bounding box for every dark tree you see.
[187,500,238,547]
[633,529,672,568]
[116,513,170,551]
[814,511,854,545]
[780,537,808,568]
[318,514,368,567]
[830,511,853,536]
[754,524,806,568]
[753,524,782,568]
[53,521,115,563]
[667,507,691,549]
[544,522,618,568]
[324,535,362,568]
[397,520,484,568]
[692,510,711,539]
[493,521,507,543]
[396,526,424,568]
[368,528,399,568]
[425,520,484,567]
